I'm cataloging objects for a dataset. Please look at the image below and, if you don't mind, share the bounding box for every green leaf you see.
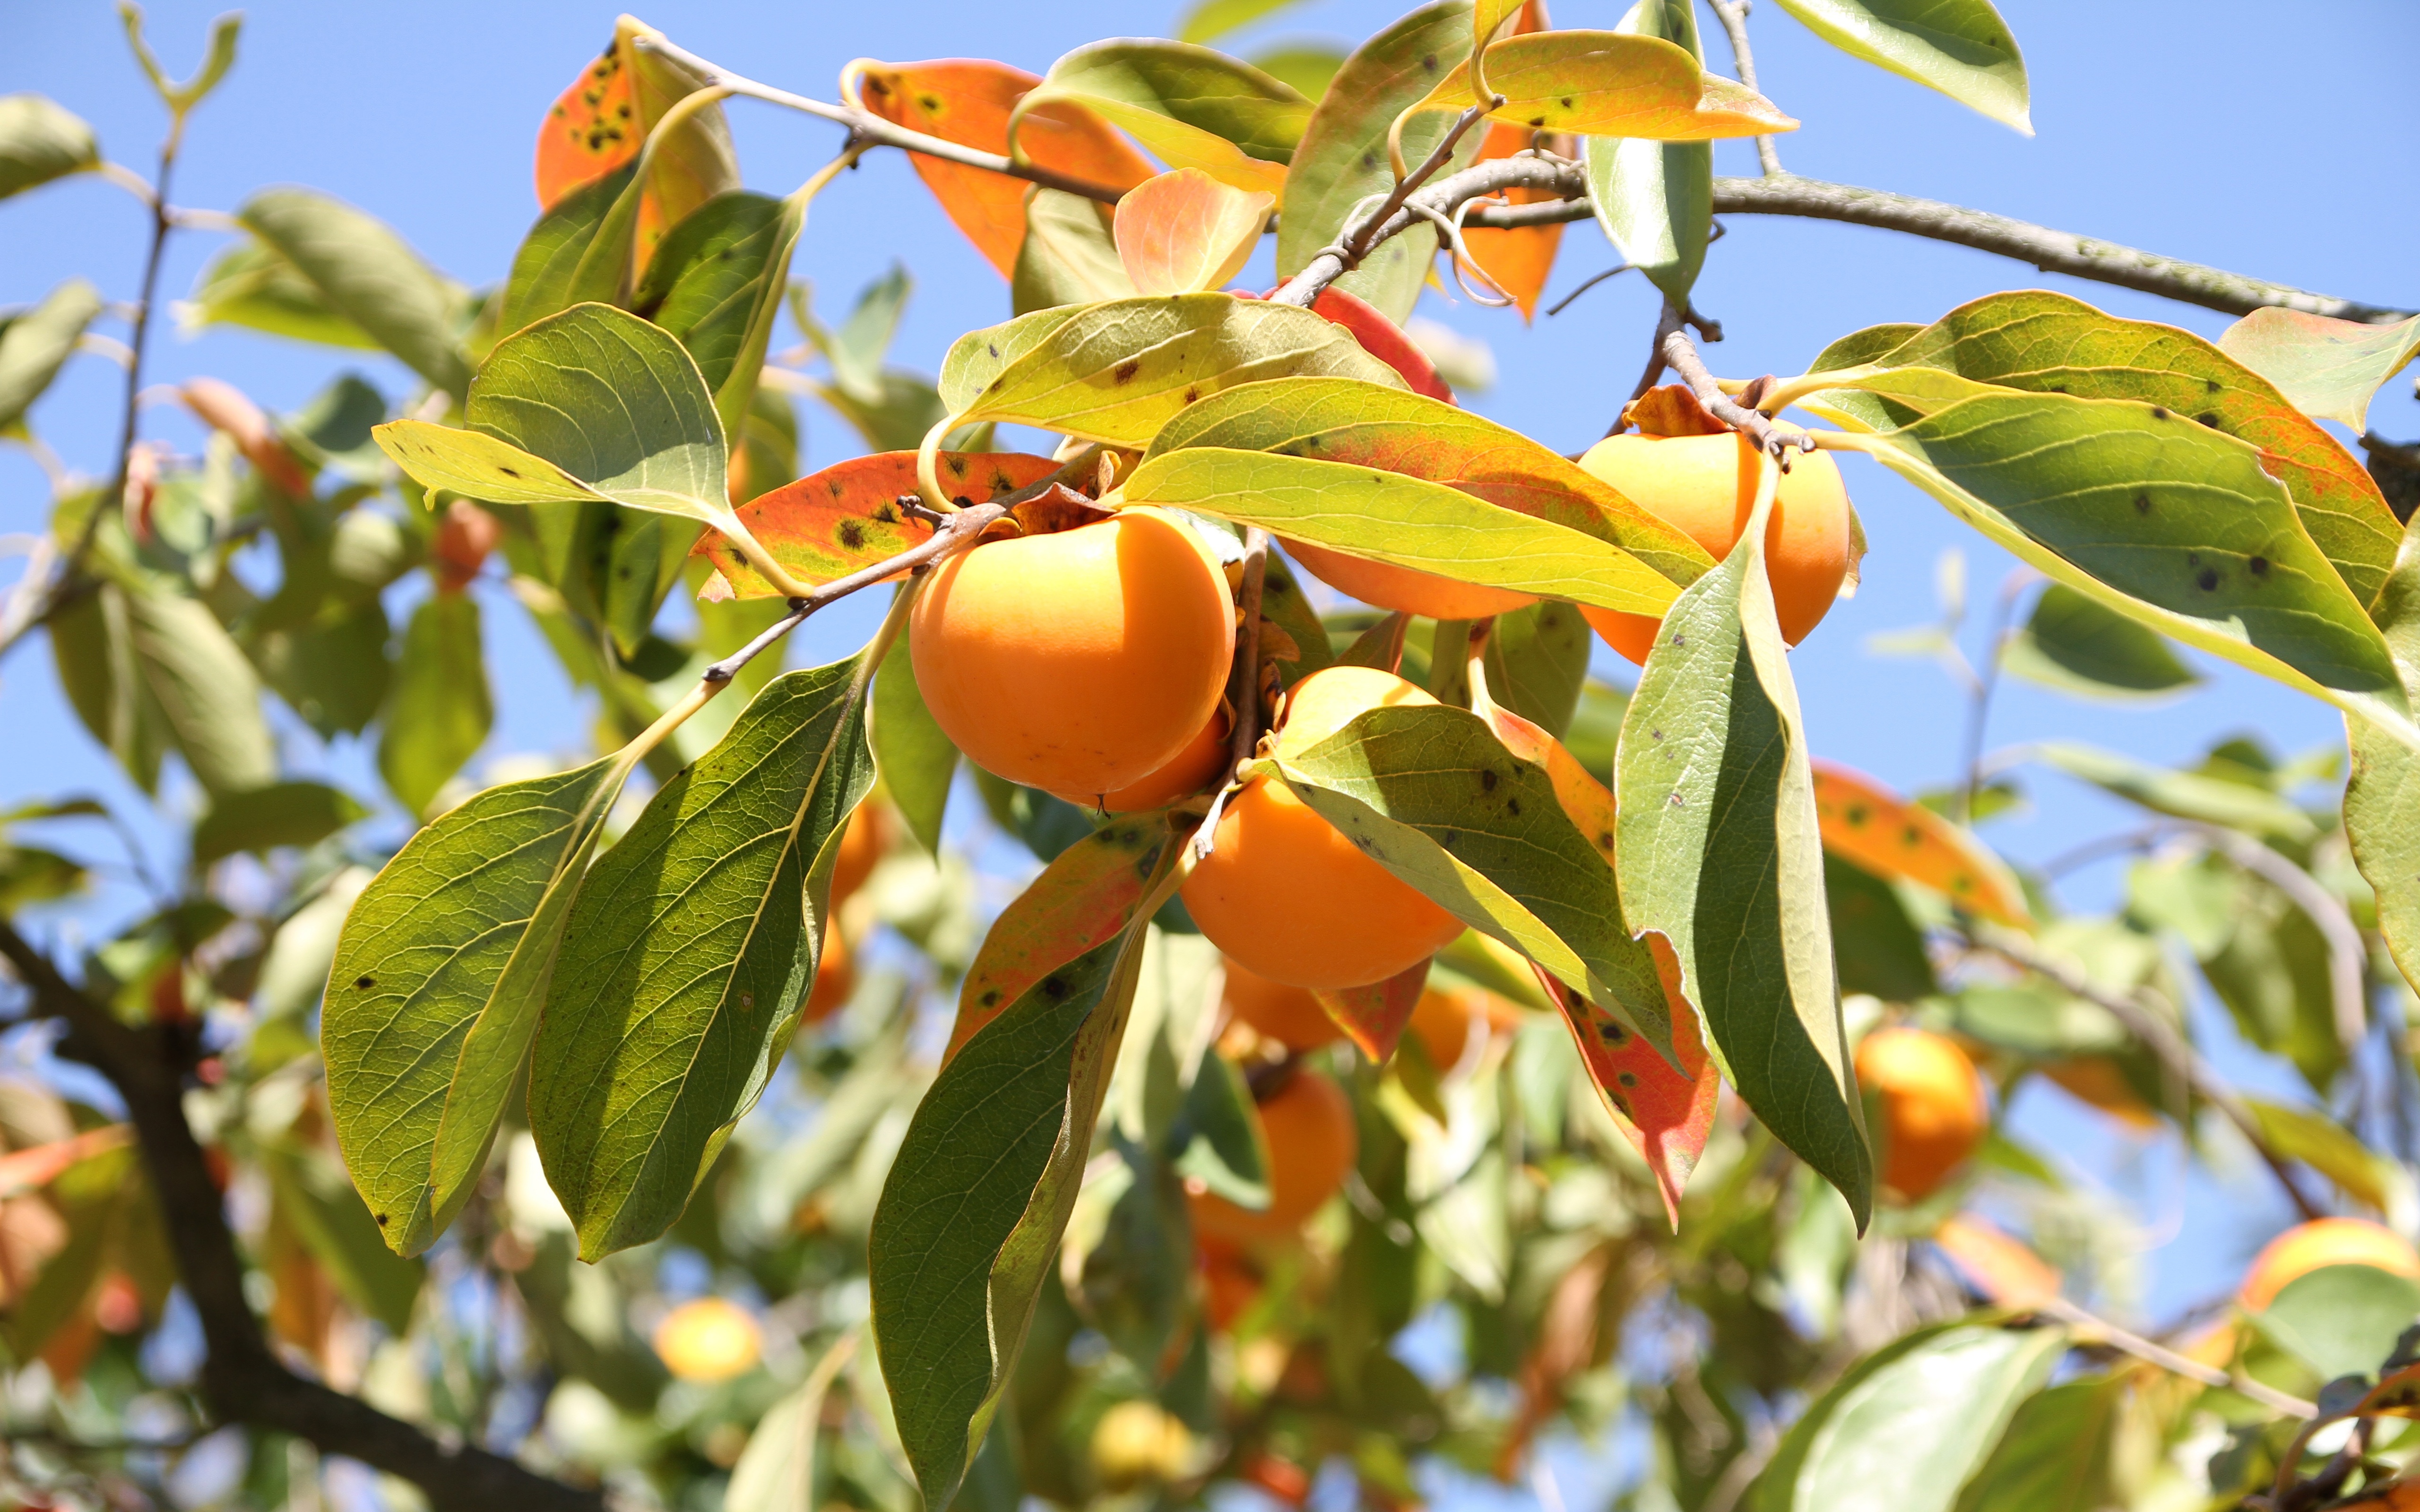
[2245,1098,2404,1213]
[1143,377,1713,588]
[2220,308,2420,433]
[802,265,912,404]
[238,188,471,399]
[1479,601,1592,737]
[1178,0,1309,45]
[1756,1325,2067,1512]
[532,659,879,1258]
[1024,41,1311,195]
[1253,47,1347,101]
[937,293,1402,447]
[1258,548,1334,681]
[0,278,104,430]
[727,1332,857,1512]
[634,189,805,443]
[179,240,379,351]
[1273,703,1677,1064]
[1124,449,1684,615]
[2032,741,2318,843]
[870,911,1164,1510]
[1805,290,2403,612]
[190,781,366,865]
[124,586,277,799]
[121,8,240,114]
[1950,1379,2122,1512]
[1768,0,2030,133]
[1276,0,1479,322]
[0,95,99,200]
[378,593,493,818]
[1011,189,1135,316]
[1585,0,1711,309]
[2348,513,2420,994]
[50,581,169,793]
[253,601,393,739]
[2254,1263,2420,1383]
[1827,854,1936,1002]
[1836,389,2407,735]
[1615,477,1870,1223]
[496,163,636,338]
[326,755,629,1255]
[1171,1051,1269,1208]
[2001,583,2199,701]
[873,614,958,856]
[261,1142,424,1334]
[814,371,951,455]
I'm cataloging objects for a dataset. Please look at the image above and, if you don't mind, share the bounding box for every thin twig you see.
[1545,263,1634,318]
[1956,569,2028,824]
[1270,132,1556,308]
[1195,531,1270,863]
[1963,922,2327,1223]
[1704,0,1785,177]
[1655,302,1812,461]
[2037,1297,2316,1418]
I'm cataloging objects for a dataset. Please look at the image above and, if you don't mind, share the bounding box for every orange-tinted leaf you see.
[1114,168,1273,296]
[534,19,740,273]
[1308,287,1453,403]
[534,39,640,209]
[1621,383,1729,437]
[852,60,1156,278]
[1811,759,2031,928]
[1311,955,1432,1061]
[696,450,1063,599]
[0,1127,131,1200]
[1934,1213,2061,1309]
[947,816,1178,1060]
[1426,31,1794,139]
[1460,122,1565,321]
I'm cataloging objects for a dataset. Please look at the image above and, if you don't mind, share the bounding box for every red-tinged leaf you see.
[1932,1213,2061,1309]
[696,450,1064,598]
[0,1127,131,1200]
[1311,956,1432,1061]
[1811,759,2031,928]
[2219,307,2420,432]
[851,59,1156,278]
[1114,168,1273,296]
[534,40,640,209]
[946,816,1178,1060]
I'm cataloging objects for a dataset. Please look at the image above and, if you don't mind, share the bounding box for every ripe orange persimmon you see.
[651,1297,761,1382]
[1222,957,1342,1051]
[1406,987,1517,1071]
[1279,538,1538,622]
[2238,1217,2420,1311]
[1855,1026,1987,1201]
[1574,431,1852,666]
[911,507,1234,798]
[804,924,852,1024]
[1189,1068,1357,1244]
[831,801,890,909]
[1181,667,1463,989]
[1055,706,1231,815]
[1197,1234,1262,1331]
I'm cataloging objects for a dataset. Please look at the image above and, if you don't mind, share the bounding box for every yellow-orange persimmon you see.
[1279,538,1538,622]
[1855,1027,1987,1201]
[1223,956,1343,1051]
[1189,1068,1357,1244]
[1198,1236,1262,1332]
[1182,667,1463,989]
[1055,706,1231,815]
[804,924,852,1025]
[1574,431,1852,665]
[2238,1217,2420,1311]
[831,801,890,910]
[912,508,1234,798]
[1406,986,1521,1071]
[651,1297,761,1382]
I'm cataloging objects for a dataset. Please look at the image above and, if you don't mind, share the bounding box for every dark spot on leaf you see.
[2150,405,2171,420]
[1042,975,1071,999]
[1616,1071,1638,1088]
[980,989,999,1007]
[2197,412,2221,428]
[2249,555,2270,577]
[874,503,898,524]
[1596,830,1614,852]
[499,466,521,478]
[2186,551,2200,566]
[2134,492,2152,515]
[1114,361,1141,384]
[1526,115,1546,127]
[2197,566,2220,591]
[1479,769,1498,791]
[1600,1021,1627,1045]
[986,343,1000,358]
[828,479,845,497]
[1184,387,1200,404]
[1559,97,1573,109]
[1361,150,1378,170]
[1421,53,1439,71]
[1506,798,1521,816]
[2205,377,2222,393]
[354,976,374,990]
[946,455,968,477]
[375,1213,389,1226]
[1441,829,1458,848]
[839,520,866,550]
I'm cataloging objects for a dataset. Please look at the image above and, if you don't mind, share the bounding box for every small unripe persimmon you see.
[1090,1400,1197,1488]
[1279,538,1538,622]
[1054,706,1230,815]
[912,508,1234,798]
[2238,1217,2420,1312]
[651,1297,761,1382]
[1182,666,1463,989]
[1854,1026,1987,1201]
[432,500,501,593]
[1575,432,1852,666]
[1188,1068,1357,1244]
[1221,956,1342,1051]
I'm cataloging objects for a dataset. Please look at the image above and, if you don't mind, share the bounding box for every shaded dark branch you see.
[1272,155,1575,308]
[1704,0,1784,177]
[1960,922,2327,1224]
[0,921,603,1512]
[1654,303,1810,460]
[1463,172,2415,325]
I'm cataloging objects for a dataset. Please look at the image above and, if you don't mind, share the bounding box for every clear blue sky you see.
[5,0,2417,1337]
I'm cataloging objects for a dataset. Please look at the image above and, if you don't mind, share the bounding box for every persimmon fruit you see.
[1279,538,1538,622]
[1221,956,1343,1051]
[804,923,852,1024]
[1181,666,1463,989]
[831,801,889,909]
[1054,705,1230,815]
[911,507,1234,799]
[1575,431,1852,666]
[1189,1067,1357,1244]
[651,1297,761,1382]
[1407,987,1516,1071]
[1090,1400,1198,1488]
[2238,1217,2420,1311]
[1854,1026,1987,1201]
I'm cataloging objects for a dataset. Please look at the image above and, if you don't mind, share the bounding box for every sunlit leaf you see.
[2254,1263,2420,1383]
[239,188,472,400]
[179,240,380,352]
[0,94,100,200]
[1811,760,2029,927]
[532,659,877,1257]
[611,17,742,266]
[632,188,804,439]
[2032,741,2318,843]
[1769,0,2030,133]
[1580,0,1711,310]
[1112,168,1272,296]
[852,59,1154,277]
[1311,957,1432,1062]
[123,586,277,800]
[0,278,103,431]
[1250,45,1347,100]
[2348,513,2420,994]
[2219,307,2420,432]
[727,1332,857,1512]
[532,38,640,208]
[1414,30,1795,140]
[1024,41,1311,197]
[1012,188,1136,314]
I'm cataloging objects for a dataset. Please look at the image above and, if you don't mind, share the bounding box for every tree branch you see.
[0,921,604,1512]
[1705,0,1784,178]
[1654,302,1811,459]
[1271,155,1575,308]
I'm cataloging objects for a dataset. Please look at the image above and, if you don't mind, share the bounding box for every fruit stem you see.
[1194,530,1271,864]
[1650,302,1813,463]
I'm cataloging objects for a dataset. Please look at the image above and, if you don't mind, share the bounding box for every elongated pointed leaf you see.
[1811,761,2029,927]
[1145,376,1713,587]
[239,189,471,399]
[1275,703,1677,1063]
[180,240,380,351]
[938,293,1402,445]
[1769,0,2029,133]
[2344,513,2420,992]
[191,781,366,865]
[633,189,804,439]
[871,867,1171,1508]
[1277,0,1481,322]
[1582,0,1710,309]
[1808,291,2403,610]
[1415,31,1795,139]
[0,278,104,430]
[2002,582,2199,701]
[1951,1379,2123,1512]
[498,163,636,337]
[0,94,100,200]
[2036,740,2318,842]
[1027,42,1311,197]
[853,60,1155,277]
[325,755,625,1255]
[124,587,277,799]
[697,451,1062,599]
[1124,447,1682,614]
[727,1332,857,1512]
[1312,957,1431,1061]
[2220,308,2420,433]
[1616,481,1870,1224]
[531,660,878,1258]
[378,593,492,818]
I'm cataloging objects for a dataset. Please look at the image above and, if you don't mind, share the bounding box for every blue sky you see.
[5,0,2418,1330]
